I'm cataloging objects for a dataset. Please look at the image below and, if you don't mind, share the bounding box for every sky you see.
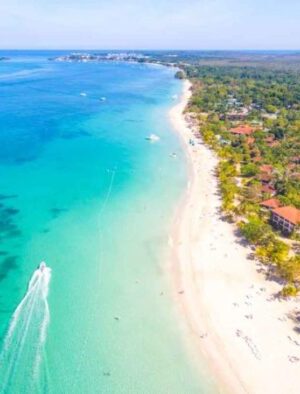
[0,0,299,50]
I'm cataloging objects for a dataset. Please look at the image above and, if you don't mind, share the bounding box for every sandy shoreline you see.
[168,80,300,393]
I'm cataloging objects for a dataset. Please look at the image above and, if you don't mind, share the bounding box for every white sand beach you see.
[169,80,300,393]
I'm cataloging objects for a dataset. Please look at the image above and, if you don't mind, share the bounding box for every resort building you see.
[264,135,280,148]
[260,164,273,174]
[271,206,300,234]
[261,184,276,196]
[230,125,255,136]
[260,198,281,210]
[291,156,300,164]
[259,173,273,184]
[267,140,280,148]
[264,135,275,144]
[246,137,255,145]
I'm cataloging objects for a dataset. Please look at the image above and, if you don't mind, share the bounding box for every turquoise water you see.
[0,52,215,393]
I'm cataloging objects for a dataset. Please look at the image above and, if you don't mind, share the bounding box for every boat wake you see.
[0,262,51,392]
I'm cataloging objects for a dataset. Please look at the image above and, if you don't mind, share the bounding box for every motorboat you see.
[145,134,160,142]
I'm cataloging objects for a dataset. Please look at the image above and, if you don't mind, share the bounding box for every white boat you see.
[100,97,107,101]
[80,92,87,97]
[146,134,160,142]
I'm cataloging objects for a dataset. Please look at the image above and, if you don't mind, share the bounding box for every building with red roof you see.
[260,198,281,210]
[246,137,255,145]
[260,164,273,174]
[291,172,300,181]
[230,125,255,136]
[271,206,300,234]
[261,184,276,196]
[264,135,275,143]
[292,156,300,164]
[259,173,273,185]
[267,140,280,148]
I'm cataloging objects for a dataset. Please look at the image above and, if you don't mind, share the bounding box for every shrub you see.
[239,217,272,245]
[175,70,186,80]
[265,104,278,114]
[281,284,299,297]
[201,129,217,147]
[256,239,290,264]
[278,255,300,282]
[241,163,259,177]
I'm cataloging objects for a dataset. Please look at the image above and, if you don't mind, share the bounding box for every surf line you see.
[0,262,51,392]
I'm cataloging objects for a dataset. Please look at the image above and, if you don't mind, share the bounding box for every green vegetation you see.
[241,163,259,177]
[281,284,299,297]
[217,161,238,216]
[175,70,186,80]
[178,57,300,295]
[239,217,272,245]
[278,256,300,283]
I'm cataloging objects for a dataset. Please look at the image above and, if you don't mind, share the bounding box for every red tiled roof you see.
[265,136,274,143]
[246,137,255,145]
[259,173,272,183]
[253,156,262,163]
[292,156,300,163]
[230,125,255,135]
[272,206,300,225]
[267,141,280,148]
[291,172,300,180]
[260,164,273,174]
[261,184,276,194]
[260,198,281,209]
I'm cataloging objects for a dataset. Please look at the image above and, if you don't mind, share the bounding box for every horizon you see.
[1,49,300,53]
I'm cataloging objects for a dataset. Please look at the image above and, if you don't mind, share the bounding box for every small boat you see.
[145,134,160,142]
[100,97,107,102]
[172,94,178,100]
[80,92,87,97]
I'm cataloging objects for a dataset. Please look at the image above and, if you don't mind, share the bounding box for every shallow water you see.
[0,51,216,393]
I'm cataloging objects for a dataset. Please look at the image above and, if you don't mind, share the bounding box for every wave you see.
[0,263,51,393]
[0,68,51,81]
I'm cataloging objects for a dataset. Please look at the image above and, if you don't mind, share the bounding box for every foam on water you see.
[0,68,50,81]
[0,263,51,392]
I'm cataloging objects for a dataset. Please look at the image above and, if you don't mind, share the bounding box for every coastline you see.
[168,80,300,393]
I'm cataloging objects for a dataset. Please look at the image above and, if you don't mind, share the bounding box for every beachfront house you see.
[271,206,300,234]
[261,184,276,196]
[260,198,281,210]
[259,173,273,185]
[246,137,255,145]
[260,164,273,174]
[230,125,255,136]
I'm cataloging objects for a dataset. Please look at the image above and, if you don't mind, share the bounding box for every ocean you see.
[0,51,215,393]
